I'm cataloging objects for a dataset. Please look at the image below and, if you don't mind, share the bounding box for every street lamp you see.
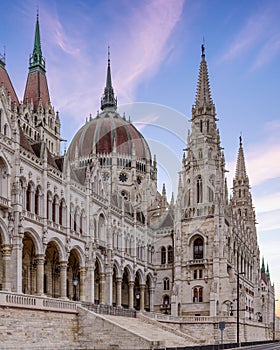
[164,298,169,315]
[135,291,140,310]
[73,277,78,301]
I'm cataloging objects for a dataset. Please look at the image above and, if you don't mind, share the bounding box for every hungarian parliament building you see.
[0,15,276,346]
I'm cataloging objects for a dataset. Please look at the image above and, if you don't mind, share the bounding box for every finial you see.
[108,45,110,63]
[239,133,242,146]
[201,37,205,56]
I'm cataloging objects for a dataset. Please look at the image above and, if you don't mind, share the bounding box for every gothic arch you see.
[135,268,145,285]
[113,259,122,278]
[187,231,207,245]
[69,245,85,267]
[45,236,67,261]
[24,228,44,255]
[123,264,134,282]
[95,252,105,273]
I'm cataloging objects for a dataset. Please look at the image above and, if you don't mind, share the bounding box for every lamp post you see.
[164,298,169,315]
[73,277,78,301]
[135,291,140,310]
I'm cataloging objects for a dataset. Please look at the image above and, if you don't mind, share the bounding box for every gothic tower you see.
[20,14,62,155]
[173,45,231,317]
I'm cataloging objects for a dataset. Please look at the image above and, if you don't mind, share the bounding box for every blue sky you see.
[1,0,280,313]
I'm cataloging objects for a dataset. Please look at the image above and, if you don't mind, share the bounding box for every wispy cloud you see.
[220,3,280,69]
[113,0,185,103]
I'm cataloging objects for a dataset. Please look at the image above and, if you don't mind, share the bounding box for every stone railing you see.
[0,195,9,209]
[82,302,136,318]
[146,312,219,324]
[0,291,78,313]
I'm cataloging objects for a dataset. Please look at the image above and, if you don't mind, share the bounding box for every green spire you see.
[266,263,270,279]
[261,257,265,273]
[29,13,46,73]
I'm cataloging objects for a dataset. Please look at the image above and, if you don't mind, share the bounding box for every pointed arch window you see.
[197,176,203,203]
[200,120,203,132]
[193,237,204,259]
[193,286,203,302]
[163,278,170,291]
[26,183,32,212]
[35,186,40,215]
[161,247,166,264]
[167,245,173,264]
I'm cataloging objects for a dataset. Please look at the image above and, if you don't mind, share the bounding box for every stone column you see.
[1,245,12,291]
[105,270,113,305]
[140,284,145,312]
[79,267,87,302]
[88,264,95,303]
[116,277,122,307]
[99,273,105,304]
[60,261,68,299]
[36,255,45,295]
[149,287,155,312]
[128,281,134,309]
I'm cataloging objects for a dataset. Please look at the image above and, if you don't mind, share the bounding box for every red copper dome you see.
[68,110,151,162]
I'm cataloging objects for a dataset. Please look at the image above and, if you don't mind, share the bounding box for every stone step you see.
[101,314,190,347]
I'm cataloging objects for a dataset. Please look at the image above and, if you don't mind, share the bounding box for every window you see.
[26,183,32,211]
[193,237,203,259]
[197,176,203,203]
[35,187,40,215]
[161,247,166,264]
[167,246,173,264]
[194,270,197,279]
[163,278,170,291]
[193,287,203,302]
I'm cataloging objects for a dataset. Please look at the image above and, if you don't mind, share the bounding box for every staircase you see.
[95,313,198,348]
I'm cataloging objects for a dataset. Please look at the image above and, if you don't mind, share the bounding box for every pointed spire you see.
[266,263,270,279]
[193,43,214,112]
[101,46,117,111]
[234,135,248,181]
[261,257,265,273]
[29,12,46,73]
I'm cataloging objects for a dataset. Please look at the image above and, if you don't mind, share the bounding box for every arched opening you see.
[68,250,80,301]
[22,233,37,295]
[134,271,141,310]
[0,158,8,198]
[45,241,61,298]
[121,267,130,308]
[94,259,102,304]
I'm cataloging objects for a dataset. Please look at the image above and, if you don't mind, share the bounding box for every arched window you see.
[193,237,203,259]
[197,176,203,203]
[26,183,32,211]
[208,187,214,202]
[163,294,170,305]
[167,246,173,264]
[161,247,166,264]
[193,286,203,302]
[207,120,210,133]
[35,186,40,215]
[163,278,170,291]
[200,120,203,132]
[198,149,203,159]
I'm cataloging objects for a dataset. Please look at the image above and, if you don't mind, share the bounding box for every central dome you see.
[68,109,151,162]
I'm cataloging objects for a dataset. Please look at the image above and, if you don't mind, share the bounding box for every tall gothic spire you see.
[23,13,51,110]
[193,44,215,114]
[101,46,117,111]
[234,136,248,182]
[29,12,46,73]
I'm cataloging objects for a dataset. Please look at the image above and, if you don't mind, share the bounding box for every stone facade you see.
[0,15,276,347]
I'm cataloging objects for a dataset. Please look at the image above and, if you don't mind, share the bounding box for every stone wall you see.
[0,306,78,349]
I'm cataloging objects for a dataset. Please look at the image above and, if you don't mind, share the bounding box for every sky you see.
[1,0,280,314]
